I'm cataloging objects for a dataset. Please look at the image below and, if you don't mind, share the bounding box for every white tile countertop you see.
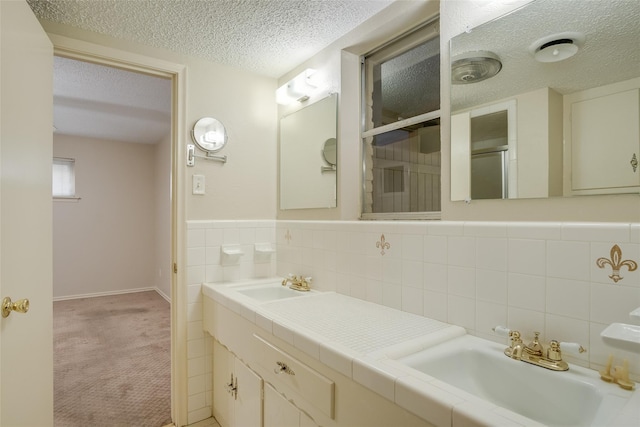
[202,278,640,427]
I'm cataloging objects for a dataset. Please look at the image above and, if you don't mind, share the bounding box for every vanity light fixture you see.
[529,32,585,63]
[276,68,319,105]
[451,51,502,84]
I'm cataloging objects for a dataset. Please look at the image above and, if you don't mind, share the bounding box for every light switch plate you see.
[192,174,205,195]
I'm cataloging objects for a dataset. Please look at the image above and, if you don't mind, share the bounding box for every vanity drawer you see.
[254,334,335,419]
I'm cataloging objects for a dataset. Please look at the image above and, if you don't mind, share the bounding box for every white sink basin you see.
[234,282,315,302]
[396,335,630,426]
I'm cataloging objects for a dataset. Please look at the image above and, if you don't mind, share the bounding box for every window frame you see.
[52,156,80,201]
[360,18,442,220]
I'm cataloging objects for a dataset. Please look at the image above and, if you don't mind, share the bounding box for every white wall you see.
[53,134,157,299]
[185,55,277,220]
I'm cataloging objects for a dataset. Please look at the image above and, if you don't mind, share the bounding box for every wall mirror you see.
[322,138,337,169]
[192,117,228,153]
[280,93,338,209]
[450,0,640,201]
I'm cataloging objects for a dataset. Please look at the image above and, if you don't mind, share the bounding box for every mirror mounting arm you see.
[187,144,227,166]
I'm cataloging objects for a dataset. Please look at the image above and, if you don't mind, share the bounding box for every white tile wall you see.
[186,220,276,424]
[190,218,640,425]
[276,220,640,380]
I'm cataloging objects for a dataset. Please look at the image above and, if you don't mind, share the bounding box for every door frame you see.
[48,33,188,426]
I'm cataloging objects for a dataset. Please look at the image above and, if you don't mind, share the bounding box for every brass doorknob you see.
[1,297,29,318]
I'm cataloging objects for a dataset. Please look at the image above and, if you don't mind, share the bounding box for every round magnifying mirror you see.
[192,117,228,153]
[322,138,337,166]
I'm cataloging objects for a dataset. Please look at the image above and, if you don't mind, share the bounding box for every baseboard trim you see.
[155,287,171,303]
[54,287,163,302]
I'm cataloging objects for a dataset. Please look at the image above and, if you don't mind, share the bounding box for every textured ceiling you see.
[451,0,640,111]
[30,0,395,144]
[53,56,172,144]
[28,0,395,78]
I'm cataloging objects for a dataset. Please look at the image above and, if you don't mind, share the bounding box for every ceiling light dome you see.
[529,32,585,63]
[451,51,502,84]
[534,39,577,62]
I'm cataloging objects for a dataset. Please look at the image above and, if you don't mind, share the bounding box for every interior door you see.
[0,1,54,425]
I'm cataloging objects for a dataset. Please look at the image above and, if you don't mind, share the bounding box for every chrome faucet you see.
[281,274,312,292]
[494,326,586,371]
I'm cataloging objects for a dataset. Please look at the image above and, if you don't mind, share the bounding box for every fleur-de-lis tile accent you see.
[596,244,638,283]
[284,229,292,244]
[376,234,391,255]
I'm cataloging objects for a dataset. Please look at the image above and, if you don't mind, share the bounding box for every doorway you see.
[52,55,174,426]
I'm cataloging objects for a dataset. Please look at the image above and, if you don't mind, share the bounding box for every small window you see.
[362,18,441,219]
[52,157,76,198]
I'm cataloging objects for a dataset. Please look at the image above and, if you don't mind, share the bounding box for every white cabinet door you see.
[214,340,263,427]
[213,340,235,427]
[299,411,317,427]
[234,357,263,427]
[0,1,54,425]
[571,88,640,192]
[263,383,319,427]
[264,383,301,427]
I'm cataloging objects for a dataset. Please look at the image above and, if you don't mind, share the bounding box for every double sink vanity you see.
[202,278,639,427]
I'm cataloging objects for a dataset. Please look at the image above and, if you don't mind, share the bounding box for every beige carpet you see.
[54,291,172,427]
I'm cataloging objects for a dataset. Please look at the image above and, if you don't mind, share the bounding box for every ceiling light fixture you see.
[451,51,502,84]
[529,32,585,63]
[276,68,320,105]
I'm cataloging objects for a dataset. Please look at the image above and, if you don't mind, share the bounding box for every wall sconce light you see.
[276,68,320,105]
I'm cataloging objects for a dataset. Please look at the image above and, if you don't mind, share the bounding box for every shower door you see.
[471,148,508,199]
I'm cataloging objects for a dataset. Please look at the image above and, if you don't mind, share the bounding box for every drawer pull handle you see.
[274,361,295,376]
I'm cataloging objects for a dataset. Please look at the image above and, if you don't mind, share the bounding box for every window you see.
[362,19,441,219]
[52,157,76,198]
